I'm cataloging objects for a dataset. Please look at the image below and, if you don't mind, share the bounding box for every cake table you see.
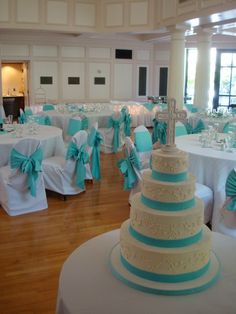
[56,230,236,314]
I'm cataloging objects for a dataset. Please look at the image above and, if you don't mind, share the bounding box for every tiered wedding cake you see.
[110,100,220,295]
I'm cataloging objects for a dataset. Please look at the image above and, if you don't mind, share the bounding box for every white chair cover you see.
[0,104,6,120]
[124,137,143,204]
[133,125,152,169]
[0,138,48,216]
[99,112,125,153]
[195,182,214,224]
[42,130,90,195]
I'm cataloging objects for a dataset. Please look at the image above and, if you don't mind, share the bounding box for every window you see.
[138,66,147,96]
[184,48,197,104]
[115,49,132,59]
[213,50,236,110]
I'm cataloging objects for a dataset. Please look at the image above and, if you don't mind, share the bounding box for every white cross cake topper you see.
[156,98,187,146]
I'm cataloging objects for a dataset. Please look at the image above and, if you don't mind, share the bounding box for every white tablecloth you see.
[176,134,236,230]
[56,229,236,314]
[0,124,65,167]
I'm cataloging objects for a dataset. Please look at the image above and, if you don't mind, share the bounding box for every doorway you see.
[1,61,29,118]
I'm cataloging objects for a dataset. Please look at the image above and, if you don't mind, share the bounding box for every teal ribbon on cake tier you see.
[129,226,203,248]
[152,170,187,182]
[141,194,195,211]
[120,255,210,283]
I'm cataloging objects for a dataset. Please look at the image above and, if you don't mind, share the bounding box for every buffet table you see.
[0,124,65,167]
[175,134,236,231]
[56,229,236,314]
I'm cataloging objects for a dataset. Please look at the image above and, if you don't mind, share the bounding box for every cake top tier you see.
[152,146,188,175]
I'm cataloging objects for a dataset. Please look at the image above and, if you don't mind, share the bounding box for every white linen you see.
[0,124,65,167]
[176,133,236,230]
[56,230,236,314]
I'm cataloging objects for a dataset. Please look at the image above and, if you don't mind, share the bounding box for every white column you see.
[167,28,186,109]
[193,29,212,111]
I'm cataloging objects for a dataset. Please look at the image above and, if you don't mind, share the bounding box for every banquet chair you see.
[42,130,90,197]
[87,122,103,180]
[117,137,142,204]
[24,107,33,116]
[184,119,205,134]
[134,125,152,169]
[99,112,125,153]
[18,108,27,124]
[0,104,6,120]
[218,168,236,238]
[195,183,214,224]
[0,138,48,216]
[223,122,236,134]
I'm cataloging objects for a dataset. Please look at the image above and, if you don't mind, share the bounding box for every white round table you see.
[0,124,65,167]
[56,230,236,314]
[176,134,236,231]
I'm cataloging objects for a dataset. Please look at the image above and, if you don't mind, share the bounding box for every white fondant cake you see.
[110,145,220,295]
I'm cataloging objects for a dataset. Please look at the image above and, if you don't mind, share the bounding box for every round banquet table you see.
[175,134,236,231]
[56,229,236,314]
[0,124,65,167]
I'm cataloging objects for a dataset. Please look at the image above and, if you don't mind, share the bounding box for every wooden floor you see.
[0,151,130,314]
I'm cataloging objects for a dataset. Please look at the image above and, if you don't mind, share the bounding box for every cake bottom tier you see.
[120,220,211,281]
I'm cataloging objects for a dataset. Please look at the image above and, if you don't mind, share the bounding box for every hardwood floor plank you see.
[0,151,130,314]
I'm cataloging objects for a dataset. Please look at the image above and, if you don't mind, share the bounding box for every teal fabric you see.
[185,119,205,134]
[223,122,236,134]
[185,104,198,113]
[88,128,103,180]
[108,116,122,153]
[66,141,89,189]
[18,111,27,124]
[121,109,132,136]
[175,125,188,136]
[0,118,3,124]
[32,115,51,125]
[152,170,187,182]
[117,147,141,190]
[10,147,43,197]
[43,104,54,111]
[81,116,89,130]
[24,108,33,116]
[135,131,152,152]
[152,119,167,144]
[142,102,155,111]
[44,116,52,126]
[67,118,82,136]
[225,169,236,211]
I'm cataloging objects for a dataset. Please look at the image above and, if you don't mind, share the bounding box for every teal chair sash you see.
[66,141,89,189]
[88,128,103,180]
[175,124,188,136]
[44,116,52,126]
[185,119,205,134]
[135,131,152,152]
[122,112,132,137]
[108,116,122,153]
[185,104,198,113]
[43,104,54,111]
[24,107,33,116]
[10,147,43,197]
[67,118,82,136]
[152,119,167,144]
[117,148,141,190]
[18,111,27,124]
[225,169,236,211]
[81,116,89,130]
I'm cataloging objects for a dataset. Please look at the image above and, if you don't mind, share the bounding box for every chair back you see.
[67,117,82,136]
[108,112,124,153]
[87,122,103,180]
[65,130,89,189]
[121,106,132,136]
[134,125,152,152]
[185,119,205,134]
[18,108,27,124]
[24,107,33,116]
[9,138,43,197]
[175,122,188,136]
[0,104,6,119]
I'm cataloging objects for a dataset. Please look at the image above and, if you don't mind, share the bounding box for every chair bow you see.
[225,169,236,211]
[152,119,167,144]
[108,117,122,153]
[117,151,140,190]
[185,119,205,134]
[10,147,43,197]
[81,117,89,130]
[123,113,132,136]
[66,142,89,189]
[88,129,103,180]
